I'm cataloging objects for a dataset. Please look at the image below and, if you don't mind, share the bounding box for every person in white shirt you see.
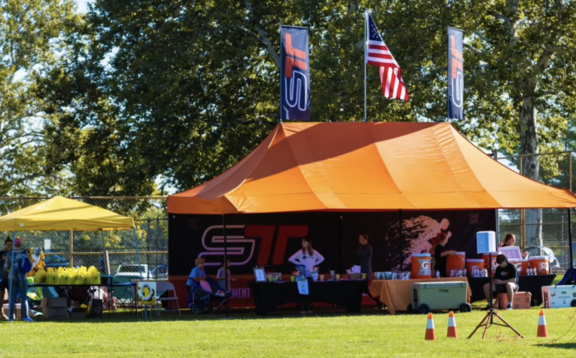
[288,238,324,315]
[288,238,324,277]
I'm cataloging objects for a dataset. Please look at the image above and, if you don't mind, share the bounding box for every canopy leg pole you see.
[398,210,403,270]
[132,228,146,320]
[223,215,229,318]
[8,232,16,321]
[568,209,574,284]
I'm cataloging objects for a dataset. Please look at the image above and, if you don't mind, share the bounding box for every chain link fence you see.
[0,197,168,278]
[496,152,576,271]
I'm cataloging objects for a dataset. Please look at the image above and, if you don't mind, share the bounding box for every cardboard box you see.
[41,297,68,308]
[542,286,576,308]
[42,307,69,320]
[512,292,532,309]
[2,303,31,318]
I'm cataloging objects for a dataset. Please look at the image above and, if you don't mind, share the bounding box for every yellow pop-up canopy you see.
[0,196,134,232]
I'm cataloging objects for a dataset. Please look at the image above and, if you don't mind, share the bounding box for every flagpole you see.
[364,11,367,123]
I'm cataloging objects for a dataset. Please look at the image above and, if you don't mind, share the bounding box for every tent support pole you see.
[132,228,146,320]
[398,210,403,270]
[568,208,574,284]
[8,232,16,320]
[223,214,229,318]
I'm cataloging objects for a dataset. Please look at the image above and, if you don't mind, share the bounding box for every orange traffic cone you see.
[425,313,436,341]
[447,311,458,338]
[537,310,548,338]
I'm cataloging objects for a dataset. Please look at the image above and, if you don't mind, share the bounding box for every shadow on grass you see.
[34,306,389,323]
[540,343,576,350]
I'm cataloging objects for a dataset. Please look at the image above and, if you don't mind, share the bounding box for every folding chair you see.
[191,277,231,313]
[155,281,181,316]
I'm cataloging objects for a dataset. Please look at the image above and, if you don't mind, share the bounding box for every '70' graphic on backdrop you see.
[198,225,308,266]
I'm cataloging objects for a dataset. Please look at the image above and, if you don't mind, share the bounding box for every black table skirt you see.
[248,280,368,315]
[468,275,556,305]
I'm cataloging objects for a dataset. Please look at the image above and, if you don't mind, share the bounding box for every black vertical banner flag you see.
[448,27,464,120]
[280,26,310,121]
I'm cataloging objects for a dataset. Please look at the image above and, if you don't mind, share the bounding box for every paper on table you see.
[297,280,309,295]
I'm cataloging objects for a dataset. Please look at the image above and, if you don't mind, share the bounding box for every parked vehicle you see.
[151,265,168,279]
[43,253,69,268]
[115,264,152,279]
[525,246,561,268]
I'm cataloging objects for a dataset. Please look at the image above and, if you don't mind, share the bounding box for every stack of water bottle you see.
[471,268,489,277]
[449,269,468,277]
[525,267,538,275]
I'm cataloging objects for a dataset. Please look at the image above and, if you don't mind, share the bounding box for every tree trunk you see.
[518,93,543,247]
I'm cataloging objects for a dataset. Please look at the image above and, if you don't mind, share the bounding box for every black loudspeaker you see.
[90,299,103,318]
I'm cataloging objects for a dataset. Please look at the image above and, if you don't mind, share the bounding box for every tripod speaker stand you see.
[468,253,524,339]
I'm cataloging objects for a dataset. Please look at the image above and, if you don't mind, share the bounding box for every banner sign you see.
[169,210,495,276]
[280,26,310,121]
[137,282,157,306]
[447,27,464,120]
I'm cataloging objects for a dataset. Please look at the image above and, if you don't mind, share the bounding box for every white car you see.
[115,264,152,280]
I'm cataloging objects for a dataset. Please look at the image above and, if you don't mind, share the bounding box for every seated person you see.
[499,233,528,258]
[217,259,235,290]
[483,254,518,310]
[186,258,206,293]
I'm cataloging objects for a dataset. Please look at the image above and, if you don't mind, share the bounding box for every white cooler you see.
[542,285,576,308]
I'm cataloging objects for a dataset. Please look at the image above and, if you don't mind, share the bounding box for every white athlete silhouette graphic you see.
[400,216,451,269]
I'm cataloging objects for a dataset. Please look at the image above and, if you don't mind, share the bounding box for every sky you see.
[76,0,90,13]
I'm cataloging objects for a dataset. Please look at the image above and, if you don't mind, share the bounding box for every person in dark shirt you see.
[0,237,13,320]
[357,234,373,280]
[433,233,456,277]
[483,254,518,310]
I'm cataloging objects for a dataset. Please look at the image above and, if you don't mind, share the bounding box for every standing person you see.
[433,233,456,277]
[356,234,373,280]
[288,238,324,278]
[217,259,235,290]
[483,254,519,310]
[356,234,381,309]
[0,237,13,320]
[288,238,324,314]
[4,238,33,322]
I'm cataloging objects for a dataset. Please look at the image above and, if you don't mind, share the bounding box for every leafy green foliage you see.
[37,0,576,194]
[0,0,80,196]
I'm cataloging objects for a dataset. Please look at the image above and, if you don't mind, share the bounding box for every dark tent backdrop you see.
[169,210,495,277]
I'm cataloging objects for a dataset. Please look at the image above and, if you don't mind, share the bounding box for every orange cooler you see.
[529,256,550,275]
[411,253,432,279]
[517,259,529,275]
[447,252,466,272]
[465,259,485,277]
[482,252,501,274]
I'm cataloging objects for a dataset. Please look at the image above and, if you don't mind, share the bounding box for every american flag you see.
[366,13,409,101]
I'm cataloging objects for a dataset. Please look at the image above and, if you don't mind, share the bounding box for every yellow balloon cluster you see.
[26,248,46,277]
[34,266,101,285]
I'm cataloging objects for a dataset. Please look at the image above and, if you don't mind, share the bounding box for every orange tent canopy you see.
[167,122,576,214]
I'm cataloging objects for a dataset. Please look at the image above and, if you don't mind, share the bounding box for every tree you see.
[463,1,576,246]
[0,0,80,196]
[41,0,576,232]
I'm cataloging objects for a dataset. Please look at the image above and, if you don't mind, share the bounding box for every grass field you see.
[1,306,576,358]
